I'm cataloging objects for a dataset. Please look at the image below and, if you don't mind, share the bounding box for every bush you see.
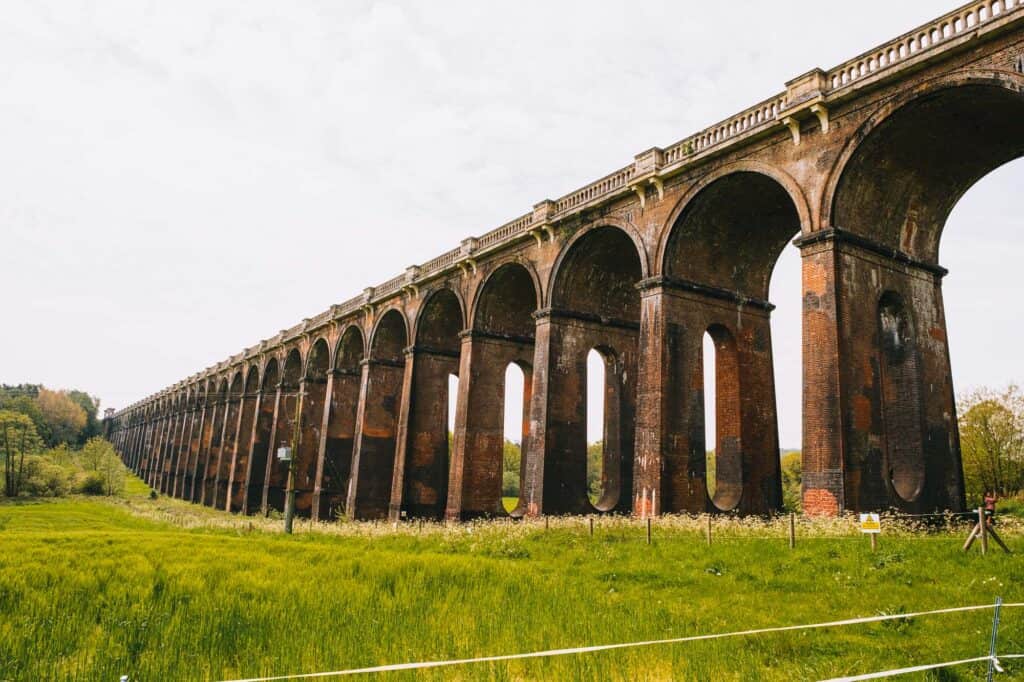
[0,438,129,499]
[502,470,520,498]
[20,456,72,497]
[781,451,802,512]
[76,472,106,496]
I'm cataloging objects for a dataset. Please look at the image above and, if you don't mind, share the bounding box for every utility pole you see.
[283,386,304,535]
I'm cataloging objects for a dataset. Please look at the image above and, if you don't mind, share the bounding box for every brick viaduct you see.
[106,1,1024,518]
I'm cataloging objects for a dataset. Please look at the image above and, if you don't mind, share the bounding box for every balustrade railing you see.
[826,0,1021,90]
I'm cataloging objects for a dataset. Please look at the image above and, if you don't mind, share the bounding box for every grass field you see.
[1,480,1023,681]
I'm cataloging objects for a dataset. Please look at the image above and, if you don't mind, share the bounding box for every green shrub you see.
[502,470,519,497]
[20,456,72,497]
[76,472,106,495]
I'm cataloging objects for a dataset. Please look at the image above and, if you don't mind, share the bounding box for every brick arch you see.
[548,223,647,319]
[545,218,649,310]
[660,166,806,301]
[822,69,1024,263]
[243,364,261,393]
[213,377,229,400]
[260,356,280,390]
[413,286,465,350]
[228,371,244,398]
[304,337,331,381]
[470,260,541,336]
[368,307,409,362]
[656,161,812,277]
[281,347,303,388]
[334,324,366,370]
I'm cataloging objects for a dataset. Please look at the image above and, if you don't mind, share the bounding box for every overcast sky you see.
[2,0,1020,448]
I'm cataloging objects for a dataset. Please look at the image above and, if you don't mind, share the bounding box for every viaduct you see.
[106,1,1024,519]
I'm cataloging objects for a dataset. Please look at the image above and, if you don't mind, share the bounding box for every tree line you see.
[0,384,124,498]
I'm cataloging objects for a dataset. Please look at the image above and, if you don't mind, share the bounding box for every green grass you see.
[1,482,1023,681]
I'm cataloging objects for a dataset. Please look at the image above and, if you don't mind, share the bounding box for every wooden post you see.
[963,521,980,551]
[706,514,712,546]
[979,506,988,556]
[544,516,549,532]
[789,512,796,549]
[870,533,877,552]
[589,516,594,537]
[646,517,651,545]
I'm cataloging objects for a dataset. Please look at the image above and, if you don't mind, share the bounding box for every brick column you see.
[312,367,360,521]
[186,400,209,502]
[196,398,222,505]
[796,228,964,514]
[239,389,266,515]
[259,385,282,515]
[347,357,406,520]
[161,406,186,495]
[265,382,298,514]
[390,345,460,521]
[446,331,534,521]
[228,389,259,513]
[311,371,335,522]
[523,310,638,516]
[172,405,196,499]
[292,376,326,518]
[218,392,245,511]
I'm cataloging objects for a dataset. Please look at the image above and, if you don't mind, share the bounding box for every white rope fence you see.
[218,602,1023,682]
[822,653,1024,681]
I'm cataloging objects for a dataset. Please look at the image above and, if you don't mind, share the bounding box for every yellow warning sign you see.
[859,513,881,534]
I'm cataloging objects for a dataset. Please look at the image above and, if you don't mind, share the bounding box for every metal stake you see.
[987,596,1003,682]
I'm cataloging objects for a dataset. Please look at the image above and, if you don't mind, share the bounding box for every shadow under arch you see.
[265,349,303,513]
[159,391,187,496]
[212,371,245,510]
[448,261,540,520]
[288,338,332,519]
[805,71,1024,513]
[227,364,262,513]
[245,357,279,515]
[200,377,229,508]
[537,225,645,515]
[183,382,208,502]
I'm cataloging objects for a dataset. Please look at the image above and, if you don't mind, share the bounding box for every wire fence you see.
[215,601,1023,682]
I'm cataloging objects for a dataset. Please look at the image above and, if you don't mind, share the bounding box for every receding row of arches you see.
[112,74,1024,516]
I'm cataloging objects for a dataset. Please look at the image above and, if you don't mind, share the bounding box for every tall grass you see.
[0,484,1021,681]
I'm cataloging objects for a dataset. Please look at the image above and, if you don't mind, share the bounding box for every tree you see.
[958,385,1024,503]
[0,390,49,442]
[587,441,603,501]
[35,388,87,447]
[66,391,101,443]
[1,410,43,496]
[502,440,522,497]
[781,451,802,512]
[78,437,109,472]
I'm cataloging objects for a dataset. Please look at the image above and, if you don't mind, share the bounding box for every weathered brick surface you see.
[108,5,1024,517]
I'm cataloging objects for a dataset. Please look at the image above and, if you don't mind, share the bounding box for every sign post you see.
[859,513,881,551]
